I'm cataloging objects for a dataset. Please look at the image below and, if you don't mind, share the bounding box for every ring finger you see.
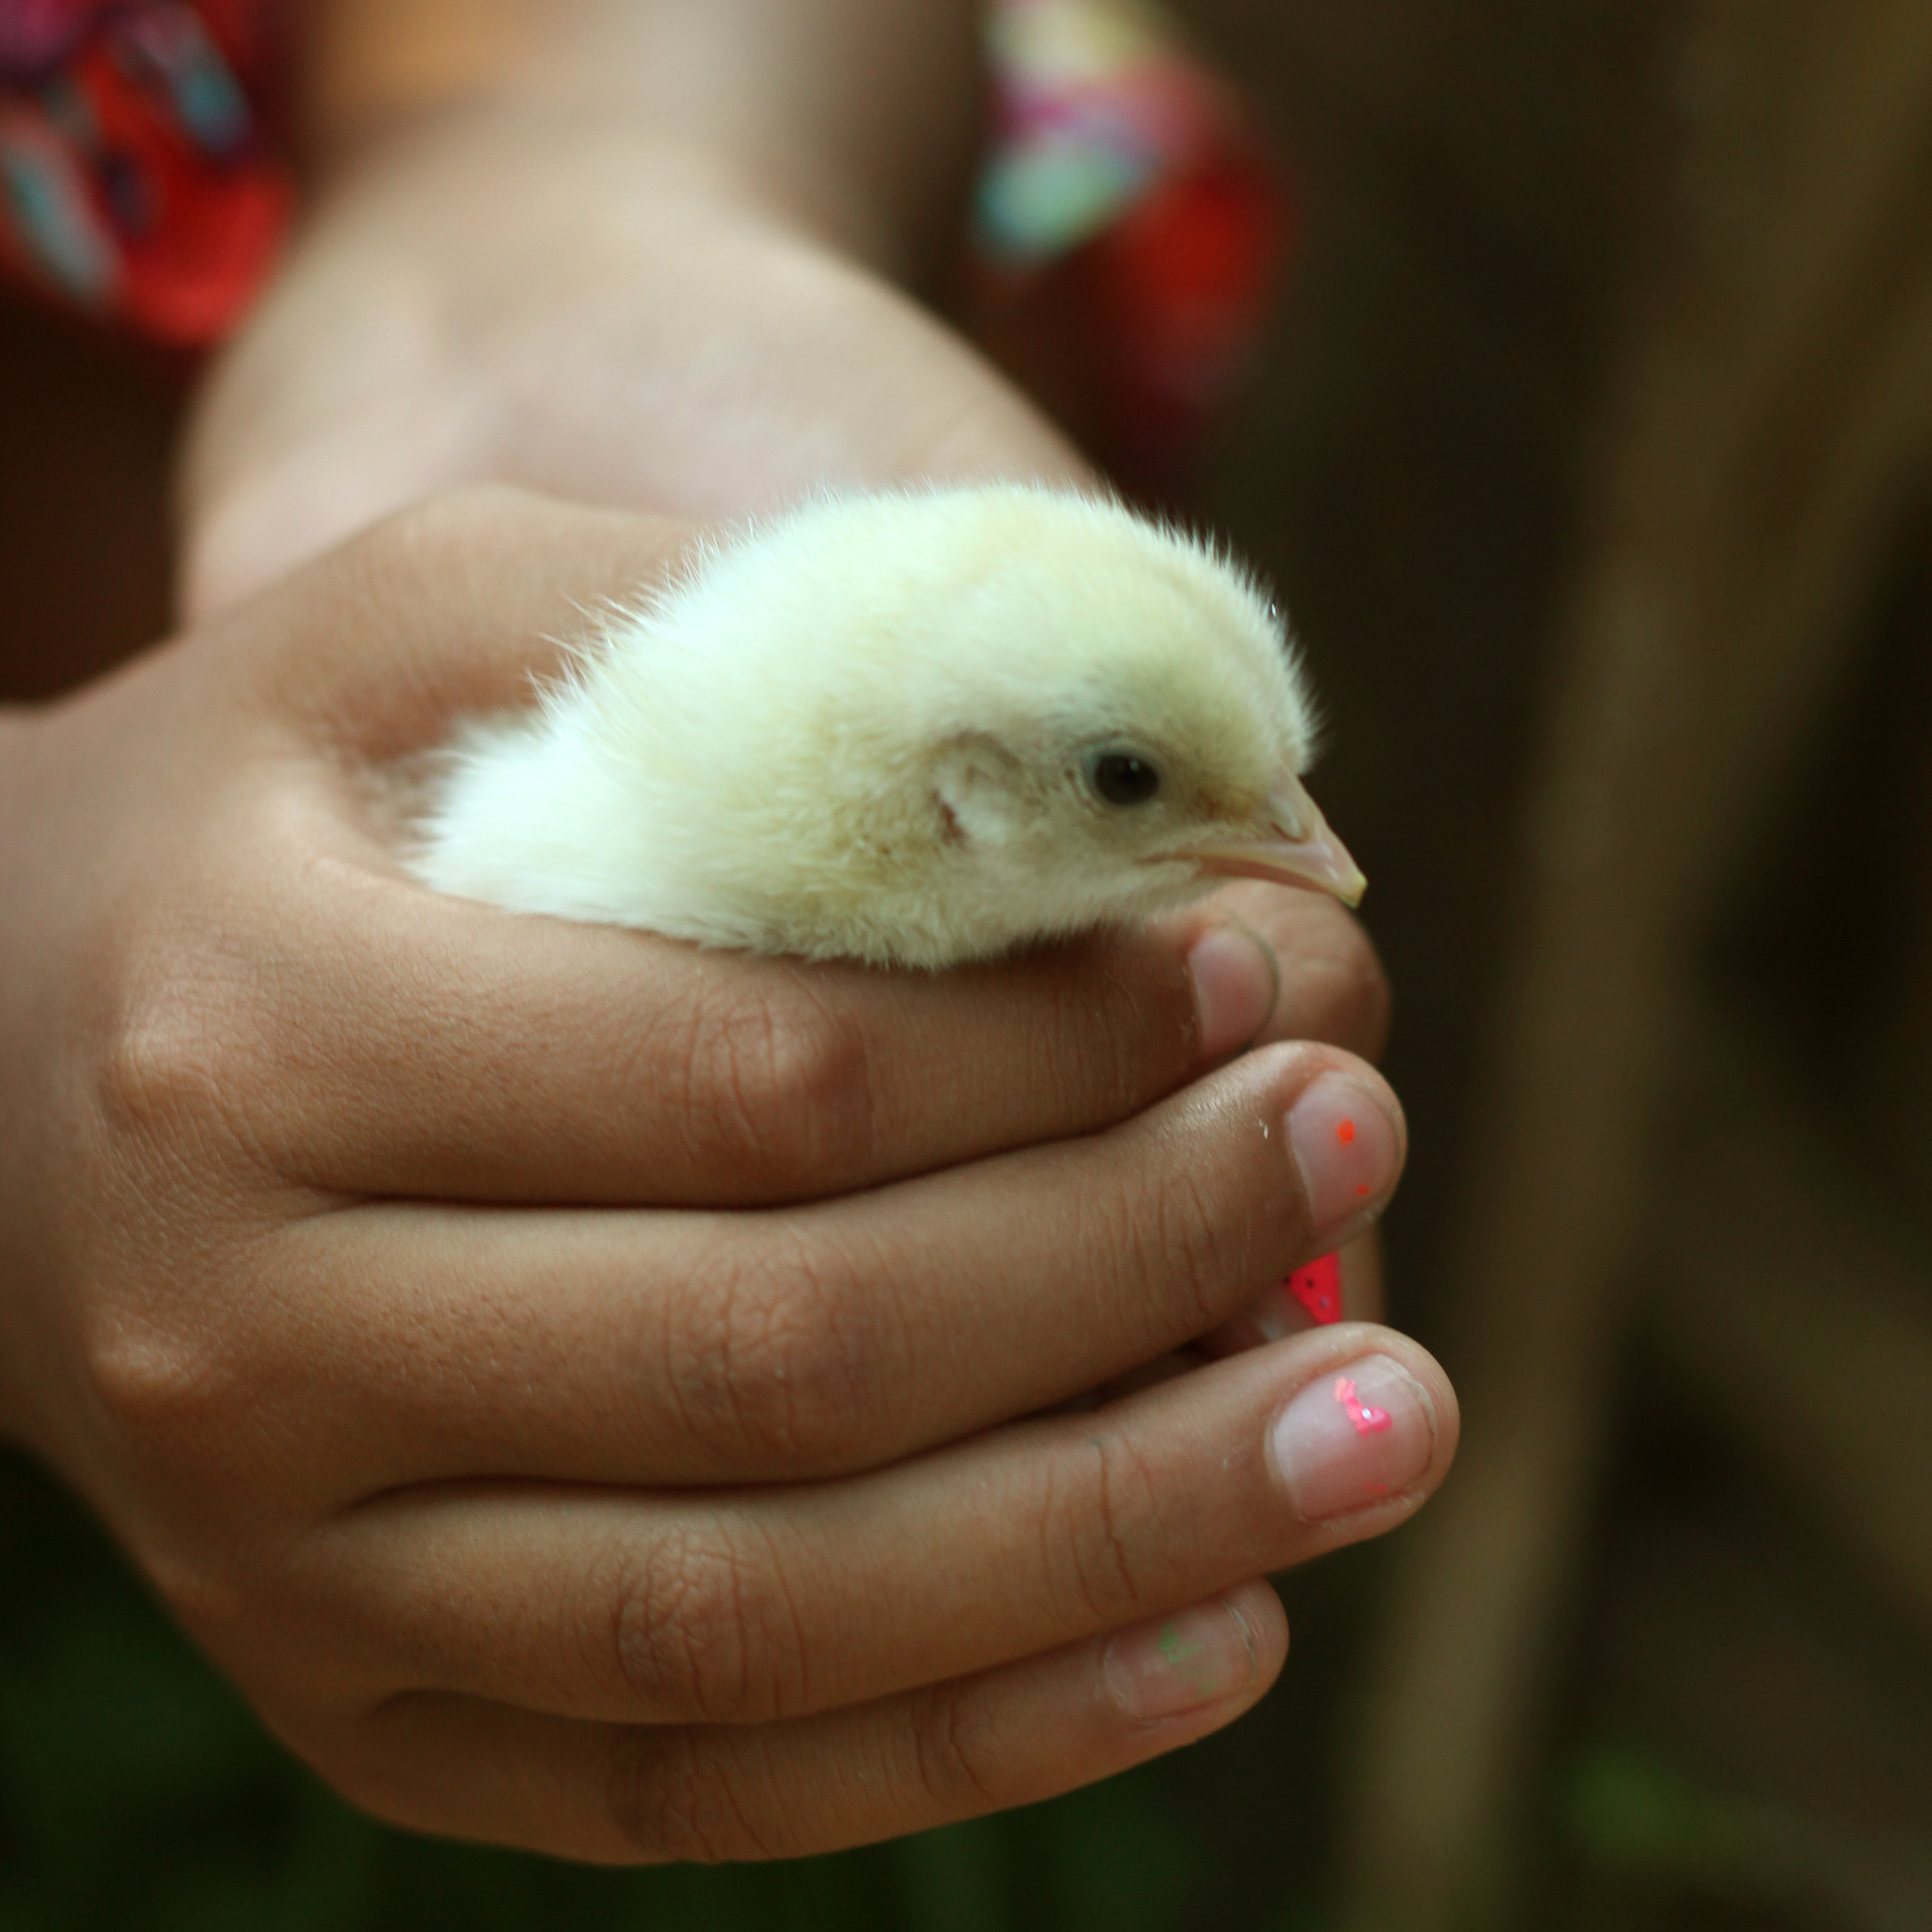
[285,1329,1453,1729]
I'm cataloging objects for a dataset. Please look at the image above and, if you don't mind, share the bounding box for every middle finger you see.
[273,1042,1403,1497]
[233,826,1383,1206]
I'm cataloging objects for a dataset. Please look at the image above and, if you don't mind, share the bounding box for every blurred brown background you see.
[4,2,1930,1928]
[1180,1,1932,1927]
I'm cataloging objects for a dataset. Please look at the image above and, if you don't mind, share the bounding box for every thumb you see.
[222,486,698,760]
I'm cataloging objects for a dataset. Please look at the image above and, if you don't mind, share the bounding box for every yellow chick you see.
[410,484,1364,967]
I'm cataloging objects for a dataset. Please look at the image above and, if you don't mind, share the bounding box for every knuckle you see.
[1149,1164,1239,1327]
[1083,1147,1242,1342]
[904,1684,1002,1813]
[673,979,877,1194]
[140,1536,254,1647]
[1029,935,1194,1124]
[608,1523,802,1723]
[1041,1431,1161,1628]
[80,1306,241,1463]
[97,937,234,1145]
[74,1324,263,1605]
[672,1229,905,1471]
[92,913,273,1178]
[608,1729,775,1863]
[1090,939,1197,1098]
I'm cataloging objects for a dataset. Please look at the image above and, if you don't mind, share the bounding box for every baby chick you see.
[410,484,1363,968]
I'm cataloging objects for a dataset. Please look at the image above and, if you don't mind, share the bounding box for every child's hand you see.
[179,4,1082,620]
[0,491,1450,1859]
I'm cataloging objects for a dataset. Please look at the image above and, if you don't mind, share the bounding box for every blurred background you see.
[4,1,1931,1927]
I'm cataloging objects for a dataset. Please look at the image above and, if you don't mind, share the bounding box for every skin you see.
[0,0,1450,1861]
[179,0,1060,617]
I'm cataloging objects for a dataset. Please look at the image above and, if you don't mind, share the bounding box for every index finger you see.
[220,834,1347,1205]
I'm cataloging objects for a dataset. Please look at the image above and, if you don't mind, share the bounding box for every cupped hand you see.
[178,105,1086,622]
[176,88,1395,1343]
[0,491,1450,1859]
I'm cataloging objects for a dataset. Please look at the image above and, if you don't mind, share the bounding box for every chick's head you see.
[711,487,1365,965]
[920,513,1358,944]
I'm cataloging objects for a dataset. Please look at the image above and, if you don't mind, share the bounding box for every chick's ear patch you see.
[931,731,1026,848]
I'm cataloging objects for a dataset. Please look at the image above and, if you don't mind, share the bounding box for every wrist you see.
[300,0,985,283]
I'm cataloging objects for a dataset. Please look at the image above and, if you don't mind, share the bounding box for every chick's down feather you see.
[410,485,1363,968]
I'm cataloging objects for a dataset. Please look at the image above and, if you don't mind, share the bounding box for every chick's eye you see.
[1090,751,1162,807]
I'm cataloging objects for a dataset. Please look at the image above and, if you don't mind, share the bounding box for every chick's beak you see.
[1181,774,1367,907]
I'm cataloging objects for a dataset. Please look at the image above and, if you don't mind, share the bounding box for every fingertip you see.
[1282,1323,1463,1501]
[1223,1578,1290,1688]
[1285,1067,1406,1233]
[1098,1581,1287,1729]
[1195,882,1391,1059]
[1186,919,1281,1061]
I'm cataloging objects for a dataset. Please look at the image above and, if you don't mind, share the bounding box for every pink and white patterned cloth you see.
[0,0,290,343]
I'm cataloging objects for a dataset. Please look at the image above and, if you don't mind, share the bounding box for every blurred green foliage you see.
[1546,1739,1855,1932]
[0,1448,1355,1932]
[1561,1740,1779,1893]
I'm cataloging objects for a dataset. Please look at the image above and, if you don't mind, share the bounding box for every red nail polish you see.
[1335,1375,1391,1432]
[1285,1251,1342,1324]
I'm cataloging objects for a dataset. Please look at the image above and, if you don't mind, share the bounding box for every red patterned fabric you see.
[969,0,1294,494]
[0,0,1288,481]
[0,0,291,343]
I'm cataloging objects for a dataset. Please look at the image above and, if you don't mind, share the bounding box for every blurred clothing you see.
[0,0,290,344]
[0,0,1287,482]
[970,0,1292,490]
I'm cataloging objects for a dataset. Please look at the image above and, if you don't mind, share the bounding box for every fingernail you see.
[1248,1251,1347,1341]
[1251,1283,1301,1343]
[1270,1354,1436,1520]
[1103,1595,1259,1720]
[1286,1073,1400,1232]
[1188,923,1278,1060]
